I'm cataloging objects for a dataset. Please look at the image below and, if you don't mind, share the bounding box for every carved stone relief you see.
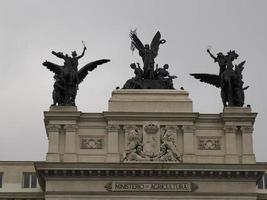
[80,136,104,149]
[198,137,221,150]
[143,122,160,157]
[156,126,182,162]
[144,123,159,134]
[123,125,149,161]
[122,124,182,162]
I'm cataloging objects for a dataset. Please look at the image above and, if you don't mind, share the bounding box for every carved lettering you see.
[105,181,197,192]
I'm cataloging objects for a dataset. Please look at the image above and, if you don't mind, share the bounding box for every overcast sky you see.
[0,0,266,161]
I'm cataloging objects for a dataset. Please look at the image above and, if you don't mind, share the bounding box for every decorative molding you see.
[37,168,264,180]
[64,124,77,132]
[46,124,61,132]
[144,123,159,134]
[80,137,104,149]
[198,137,221,150]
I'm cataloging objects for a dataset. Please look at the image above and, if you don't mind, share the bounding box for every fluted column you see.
[182,125,196,163]
[106,124,120,162]
[224,126,239,163]
[63,124,77,162]
[46,124,61,162]
[241,126,255,163]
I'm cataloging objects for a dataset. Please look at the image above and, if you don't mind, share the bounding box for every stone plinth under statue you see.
[109,89,192,113]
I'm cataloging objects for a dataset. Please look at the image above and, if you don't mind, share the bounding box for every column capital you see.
[64,124,77,132]
[223,126,237,133]
[46,124,61,132]
[240,126,254,133]
[182,125,195,132]
[107,124,120,132]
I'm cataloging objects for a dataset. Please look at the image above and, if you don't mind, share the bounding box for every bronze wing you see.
[190,73,221,88]
[78,59,110,84]
[150,31,163,58]
[130,32,145,52]
[235,60,246,71]
[42,61,63,74]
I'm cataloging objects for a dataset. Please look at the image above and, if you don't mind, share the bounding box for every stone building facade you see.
[1,89,266,199]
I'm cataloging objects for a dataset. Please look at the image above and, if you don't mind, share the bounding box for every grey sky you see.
[0,0,266,161]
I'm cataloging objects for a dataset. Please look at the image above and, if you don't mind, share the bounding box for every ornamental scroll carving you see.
[122,124,182,162]
[198,137,221,150]
[80,136,104,149]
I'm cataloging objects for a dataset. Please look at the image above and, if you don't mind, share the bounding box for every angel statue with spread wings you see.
[123,31,177,89]
[190,49,248,107]
[130,30,165,79]
[43,43,110,106]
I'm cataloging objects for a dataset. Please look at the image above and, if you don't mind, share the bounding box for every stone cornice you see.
[35,162,265,179]
[37,168,263,179]
[35,162,267,170]
[35,162,265,191]
[220,112,257,123]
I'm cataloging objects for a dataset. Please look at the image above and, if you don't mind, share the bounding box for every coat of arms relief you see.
[122,123,182,162]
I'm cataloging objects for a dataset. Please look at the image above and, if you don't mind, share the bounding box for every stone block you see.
[108,89,193,112]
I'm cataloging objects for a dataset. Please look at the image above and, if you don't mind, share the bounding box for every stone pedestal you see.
[108,89,193,112]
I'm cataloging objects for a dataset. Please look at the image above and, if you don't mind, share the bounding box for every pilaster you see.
[224,126,239,163]
[46,124,61,162]
[63,124,77,162]
[182,125,196,163]
[106,124,120,162]
[240,126,256,164]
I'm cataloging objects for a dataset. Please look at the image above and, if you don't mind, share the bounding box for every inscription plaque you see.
[105,181,197,192]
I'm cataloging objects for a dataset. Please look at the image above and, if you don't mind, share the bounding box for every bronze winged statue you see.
[43,44,110,106]
[190,49,248,107]
[123,31,177,89]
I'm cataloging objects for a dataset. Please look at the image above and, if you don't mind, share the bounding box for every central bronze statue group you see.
[43,30,248,108]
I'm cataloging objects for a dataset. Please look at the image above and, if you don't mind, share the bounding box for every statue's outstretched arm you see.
[207,49,217,62]
[77,46,87,59]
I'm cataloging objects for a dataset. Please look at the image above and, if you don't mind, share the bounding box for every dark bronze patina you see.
[123,31,177,89]
[191,49,248,107]
[43,44,110,106]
